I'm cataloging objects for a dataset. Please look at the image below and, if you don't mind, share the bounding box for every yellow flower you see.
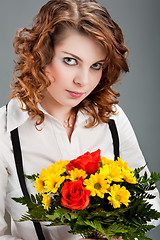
[116,157,129,170]
[42,194,51,211]
[45,174,65,194]
[39,168,48,181]
[47,160,69,175]
[108,184,131,208]
[100,164,123,183]
[66,169,87,182]
[122,169,138,184]
[101,157,114,166]
[34,168,50,193]
[84,173,109,198]
[34,176,45,193]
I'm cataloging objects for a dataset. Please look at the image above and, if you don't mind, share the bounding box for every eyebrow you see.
[62,51,105,63]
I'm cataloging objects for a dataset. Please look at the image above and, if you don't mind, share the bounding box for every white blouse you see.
[0,98,160,240]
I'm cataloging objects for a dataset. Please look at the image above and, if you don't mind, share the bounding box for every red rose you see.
[66,149,101,175]
[61,177,90,210]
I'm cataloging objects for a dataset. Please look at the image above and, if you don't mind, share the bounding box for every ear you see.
[44,65,55,83]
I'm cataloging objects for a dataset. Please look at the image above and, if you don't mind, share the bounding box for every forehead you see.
[54,30,106,62]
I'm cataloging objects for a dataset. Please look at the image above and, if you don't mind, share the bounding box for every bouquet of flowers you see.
[13,149,160,240]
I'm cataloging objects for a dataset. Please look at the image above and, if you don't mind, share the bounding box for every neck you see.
[40,93,73,125]
[41,91,76,141]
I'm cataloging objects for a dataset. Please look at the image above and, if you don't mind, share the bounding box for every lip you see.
[66,90,84,98]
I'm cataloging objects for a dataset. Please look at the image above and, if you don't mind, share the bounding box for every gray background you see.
[0,0,160,238]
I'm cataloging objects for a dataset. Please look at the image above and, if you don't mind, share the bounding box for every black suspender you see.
[10,129,29,198]
[108,119,120,160]
[10,128,46,240]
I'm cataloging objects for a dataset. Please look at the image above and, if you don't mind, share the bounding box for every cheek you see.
[46,71,67,94]
[45,60,66,84]
[90,72,102,89]
[51,66,74,86]
[97,71,103,83]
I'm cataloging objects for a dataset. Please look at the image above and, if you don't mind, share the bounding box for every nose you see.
[73,68,89,86]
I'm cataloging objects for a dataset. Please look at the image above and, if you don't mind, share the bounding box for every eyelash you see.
[92,63,102,70]
[63,57,102,71]
[63,57,77,66]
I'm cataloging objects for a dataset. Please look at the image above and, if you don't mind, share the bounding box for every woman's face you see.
[44,30,106,111]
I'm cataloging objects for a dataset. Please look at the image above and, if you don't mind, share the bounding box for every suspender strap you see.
[108,119,120,160]
[10,128,46,240]
[11,129,29,197]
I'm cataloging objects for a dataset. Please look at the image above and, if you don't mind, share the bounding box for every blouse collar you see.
[7,98,29,133]
[6,98,88,133]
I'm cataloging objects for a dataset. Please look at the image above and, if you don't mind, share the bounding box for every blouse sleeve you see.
[114,105,160,227]
[0,150,22,239]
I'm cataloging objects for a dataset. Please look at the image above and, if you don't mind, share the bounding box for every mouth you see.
[66,90,84,98]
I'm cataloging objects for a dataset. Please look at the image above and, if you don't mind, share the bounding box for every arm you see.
[115,105,160,226]
[0,156,22,240]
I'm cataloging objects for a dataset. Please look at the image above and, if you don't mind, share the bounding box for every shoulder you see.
[110,104,130,123]
[110,104,136,138]
[0,105,9,165]
[0,105,7,134]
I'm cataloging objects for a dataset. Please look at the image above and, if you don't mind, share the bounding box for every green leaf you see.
[31,194,36,203]
[104,222,128,235]
[12,196,30,206]
[46,208,73,223]
[46,213,60,222]
[134,165,147,178]
[24,174,39,181]
[84,220,106,236]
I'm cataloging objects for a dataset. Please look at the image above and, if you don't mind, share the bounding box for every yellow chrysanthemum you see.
[84,173,109,198]
[100,164,123,183]
[122,169,138,184]
[34,168,50,193]
[101,157,114,166]
[66,169,87,182]
[116,157,129,170]
[108,184,131,208]
[47,160,69,175]
[42,194,51,211]
[34,176,45,193]
[39,168,48,181]
[44,174,65,194]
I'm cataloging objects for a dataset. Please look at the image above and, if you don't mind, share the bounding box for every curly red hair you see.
[10,0,129,127]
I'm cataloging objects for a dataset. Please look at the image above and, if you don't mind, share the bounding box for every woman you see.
[0,0,159,239]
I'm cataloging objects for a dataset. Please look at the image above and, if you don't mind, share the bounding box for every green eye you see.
[92,63,102,70]
[63,58,77,65]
